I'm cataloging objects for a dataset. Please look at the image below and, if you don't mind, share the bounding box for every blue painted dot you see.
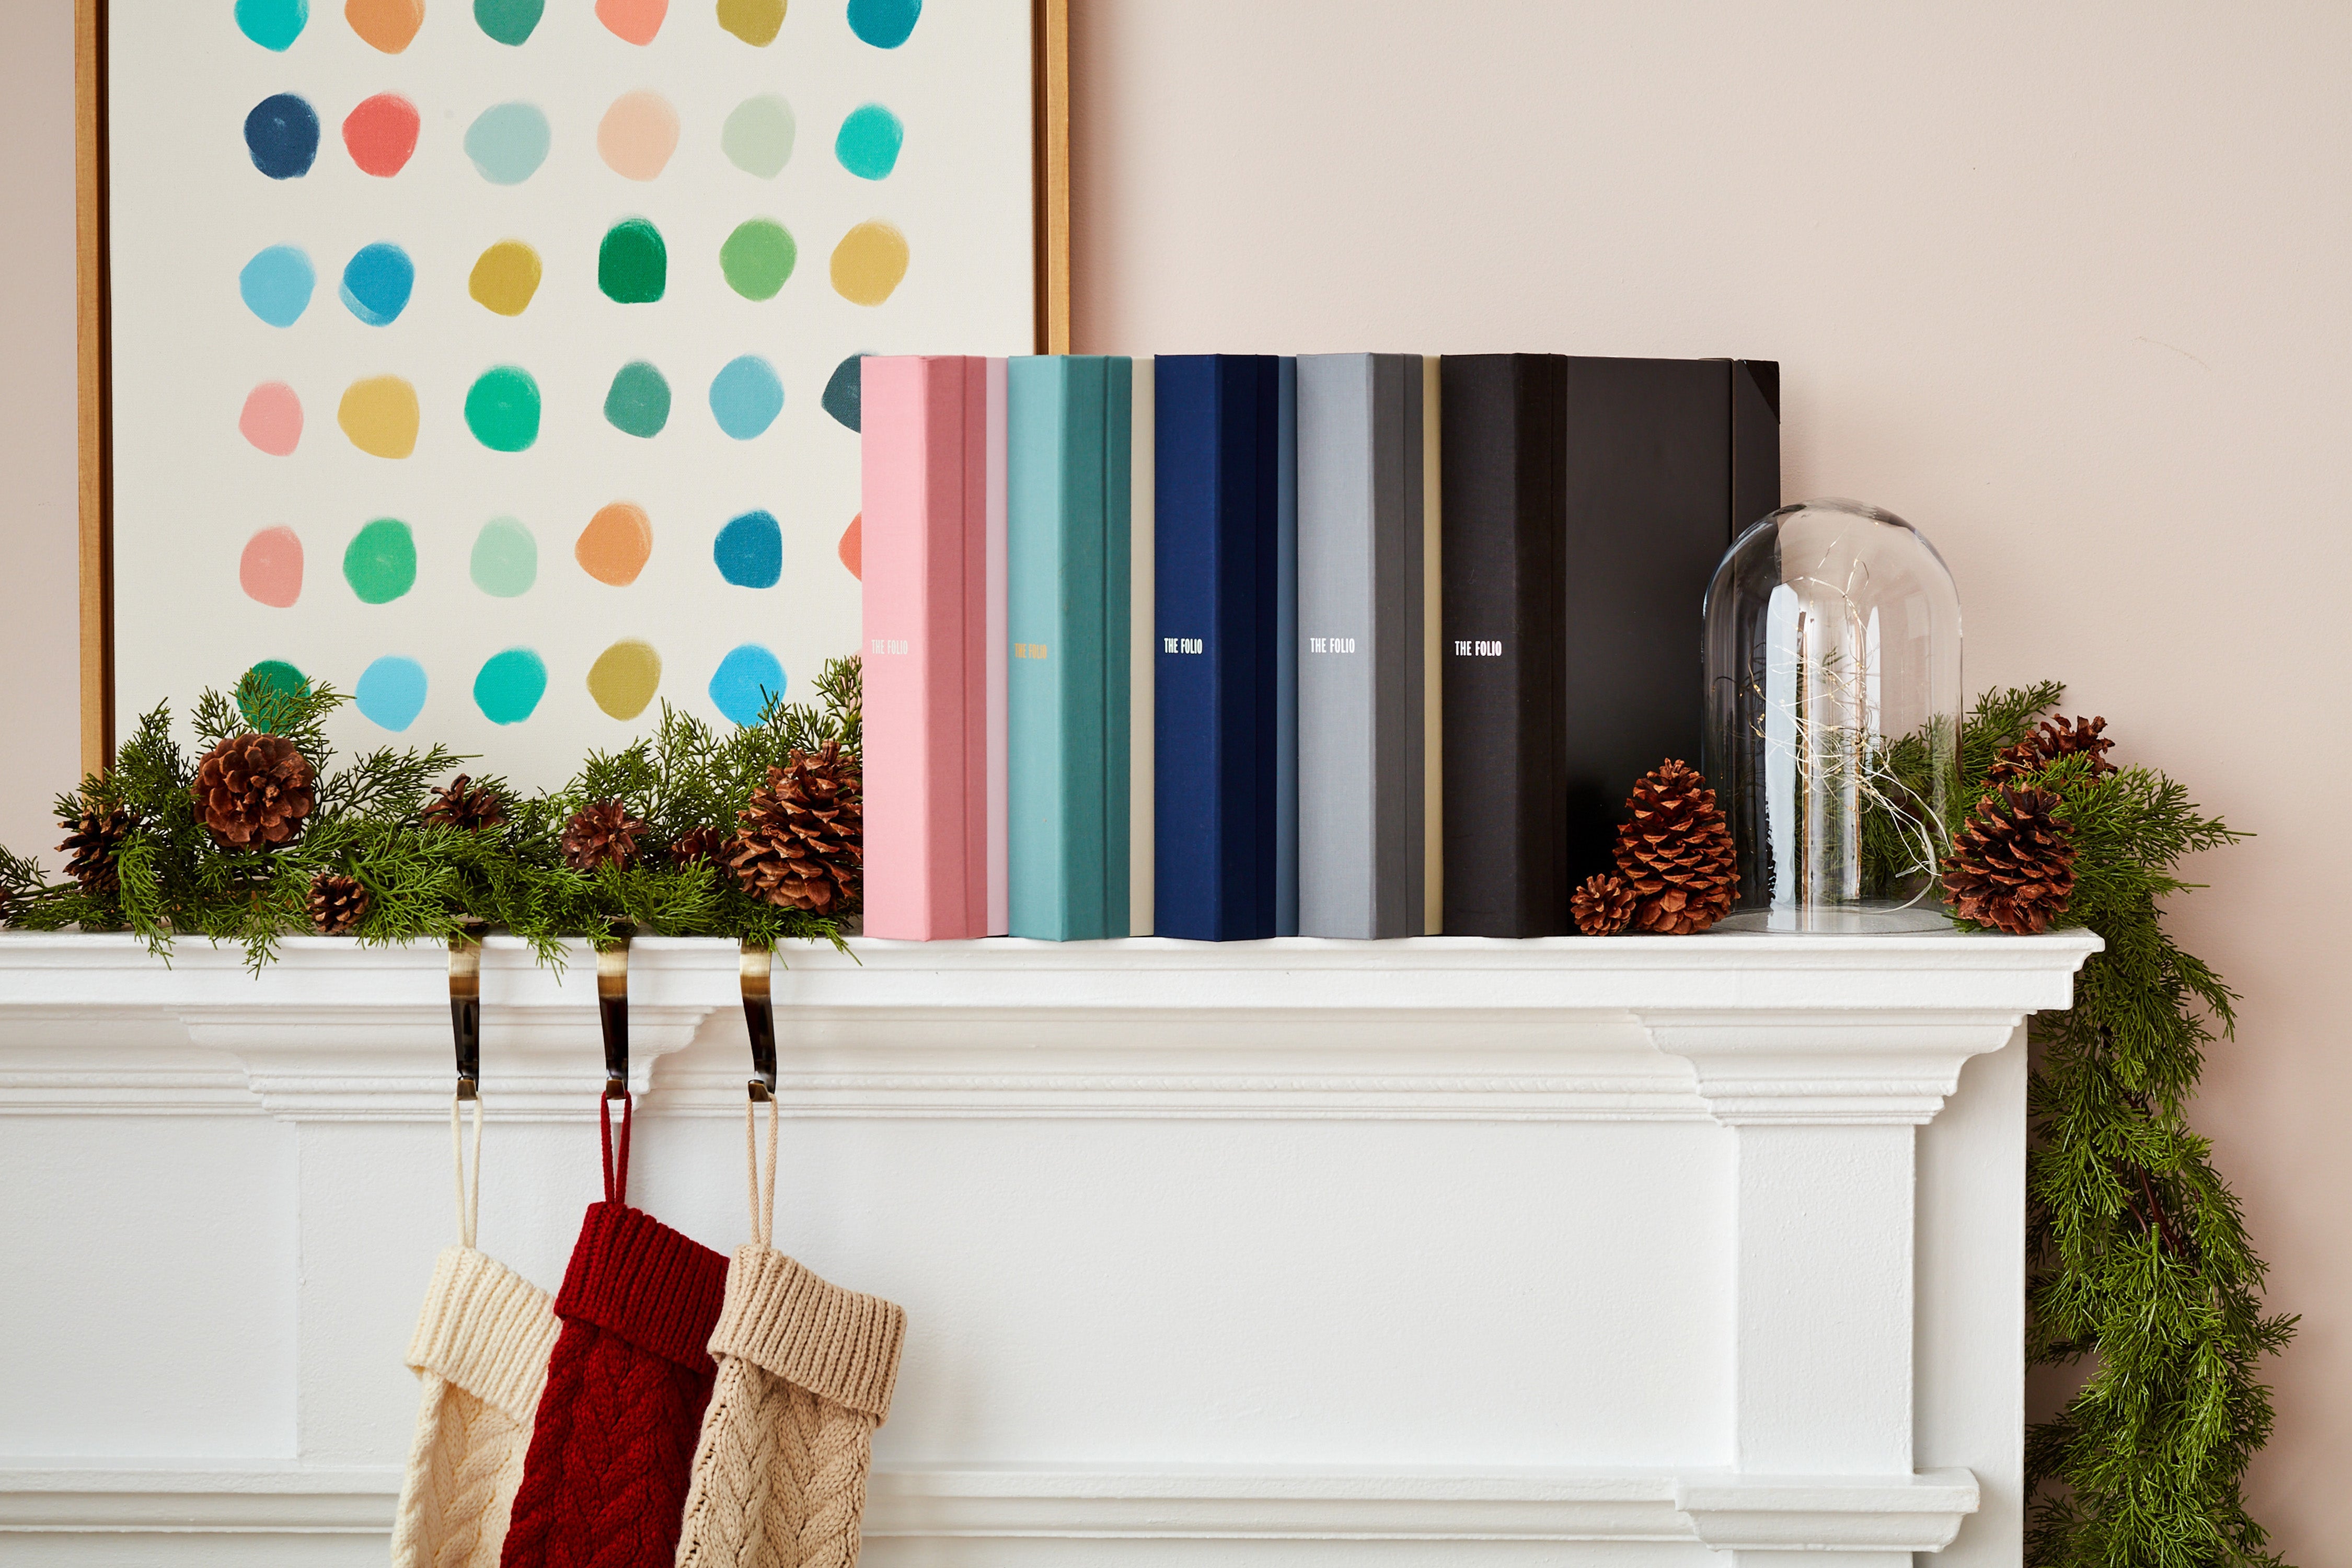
[236,0,309,51]
[713,510,783,588]
[821,353,867,432]
[709,644,785,725]
[709,356,783,440]
[244,93,321,179]
[464,102,552,185]
[239,245,316,327]
[846,0,920,48]
[354,655,428,731]
[339,243,415,326]
[474,648,549,724]
[834,104,903,180]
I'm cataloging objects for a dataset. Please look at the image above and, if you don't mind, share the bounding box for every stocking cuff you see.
[403,1245,560,1425]
[709,1243,907,1423]
[554,1202,729,1373]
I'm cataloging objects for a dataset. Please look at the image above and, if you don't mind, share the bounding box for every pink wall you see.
[3,0,2345,1553]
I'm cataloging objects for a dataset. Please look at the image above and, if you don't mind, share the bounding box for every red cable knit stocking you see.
[500,1094,728,1568]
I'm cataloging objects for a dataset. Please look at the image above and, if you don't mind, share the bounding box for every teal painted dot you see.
[713,510,782,587]
[236,0,309,50]
[465,366,541,451]
[474,0,543,44]
[354,655,428,731]
[709,644,785,725]
[343,518,418,603]
[833,104,903,180]
[846,0,920,48]
[821,353,867,431]
[473,648,548,724]
[470,517,537,596]
[709,355,782,440]
[239,245,315,327]
[464,102,551,185]
[338,242,414,326]
[604,361,671,437]
[237,660,309,729]
[599,218,667,303]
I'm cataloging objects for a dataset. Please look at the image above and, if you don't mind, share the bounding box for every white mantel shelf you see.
[0,929,2097,1565]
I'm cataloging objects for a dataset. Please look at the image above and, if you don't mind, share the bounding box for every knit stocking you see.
[674,1097,906,1568]
[393,1096,562,1568]
[501,1094,730,1568]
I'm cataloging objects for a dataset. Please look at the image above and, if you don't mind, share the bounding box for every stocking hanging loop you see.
[450,1090,482,1248]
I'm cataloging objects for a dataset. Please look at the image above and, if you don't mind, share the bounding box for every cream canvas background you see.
[4,0,2349,1556]
[105,0,1031,783]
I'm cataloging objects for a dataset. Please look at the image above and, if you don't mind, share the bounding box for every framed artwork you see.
[75,0,1069,781]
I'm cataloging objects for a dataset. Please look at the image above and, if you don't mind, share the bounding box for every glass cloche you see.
[1702,498,1963,931]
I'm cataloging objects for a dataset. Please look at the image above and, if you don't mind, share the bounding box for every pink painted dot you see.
[239,382,304,456]
[240,526,305,607]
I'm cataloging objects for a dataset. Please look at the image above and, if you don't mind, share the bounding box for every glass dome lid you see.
[1702,498,1963,932]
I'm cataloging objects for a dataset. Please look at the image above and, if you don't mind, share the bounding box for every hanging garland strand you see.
[1941,685,2294,1568]
[0,655,863,969]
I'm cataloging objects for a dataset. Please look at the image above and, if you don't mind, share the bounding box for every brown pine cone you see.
[194,734,315,850]
[1571,872,1635,936]
[422,774,508,833]
[560,800,647,872]
[670,824,729,864]
[1987,714,2117,786]
[307,871,370,936]
[1613,759,1737,936]
[59,804,135,894]
[1943,786,2077,934]
[728,742,863,913]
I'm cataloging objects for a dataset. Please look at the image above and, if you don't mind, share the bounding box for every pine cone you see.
[1987,714,2117,786]
[1612,759,1737,936]
[307,871,370,936]
[1571,872,1635,936]
[560,800,647,872]
[422,774,507,833]
[193,734,315,850]
[59,804,134,894]
[728,743,863,913]
[671,824,728,865]
[1943,786,2078,934]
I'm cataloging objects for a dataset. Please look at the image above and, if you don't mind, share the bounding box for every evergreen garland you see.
[0,656,863,968]
[1947,685,2293,1568]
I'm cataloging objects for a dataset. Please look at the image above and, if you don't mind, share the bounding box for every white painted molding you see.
[0,1462,1977,1547]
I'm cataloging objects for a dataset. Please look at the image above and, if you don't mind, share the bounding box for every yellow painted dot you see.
[717,0,785,44]
[586,639,663,719]
[338,376,420,459]
[829,220,908,307]
[469,240,543,317]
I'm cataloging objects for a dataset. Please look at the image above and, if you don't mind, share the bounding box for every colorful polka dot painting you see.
[112,0,1029,786]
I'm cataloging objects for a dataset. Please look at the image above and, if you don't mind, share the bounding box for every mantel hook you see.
[597,936,631,1101]
[740,942,778,1102]
[449,922,485,1100]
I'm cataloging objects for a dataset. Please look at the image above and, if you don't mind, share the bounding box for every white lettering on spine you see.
[1162,637,1204,654]
[871,638,910,656]
[1452,639,1504,656]
[1308,637,1358,654]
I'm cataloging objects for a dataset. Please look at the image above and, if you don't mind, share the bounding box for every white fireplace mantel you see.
[0,928,2096,1565]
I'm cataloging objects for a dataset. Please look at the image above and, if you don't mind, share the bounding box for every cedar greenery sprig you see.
[1945,687,2293,1568]
[0,656,863,970]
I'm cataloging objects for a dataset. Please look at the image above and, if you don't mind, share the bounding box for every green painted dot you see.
[598,218,667,304]
[719,219,796,301]
[470,517,537,596]
[474,0,543,44]
[343,518,418,604]
[465,366,542,451]
[722,95,795,178]
[237,660,309,729]
[604,361,671,437]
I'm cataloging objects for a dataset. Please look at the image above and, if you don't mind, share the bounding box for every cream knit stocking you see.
[674,1097,906,1568]
[391,1094,562,1568]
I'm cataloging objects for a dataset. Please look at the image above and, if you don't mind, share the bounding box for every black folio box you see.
[1441,356,1780,935]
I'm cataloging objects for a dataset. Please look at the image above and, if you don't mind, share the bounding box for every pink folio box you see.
[861,356,998,939]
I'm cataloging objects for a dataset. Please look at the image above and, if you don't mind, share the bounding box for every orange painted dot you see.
[595,0,667,44]
[837,513,861,579]
[576,501,653,585]
[345,0,425,53]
